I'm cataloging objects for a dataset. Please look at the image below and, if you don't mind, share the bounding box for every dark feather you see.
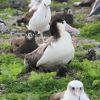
[25,36,55,66]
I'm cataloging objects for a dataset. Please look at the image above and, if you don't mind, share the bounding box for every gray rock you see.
[8,0,28,9]
[0,20,8,34]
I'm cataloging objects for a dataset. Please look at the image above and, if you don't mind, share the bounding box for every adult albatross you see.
[27,0,51,43]
[19,18,78,78]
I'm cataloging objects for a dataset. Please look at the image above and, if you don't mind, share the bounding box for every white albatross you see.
[28,0,42,12]
[61,80,90,100]
[19,18,79,78]
[27,0,51,43]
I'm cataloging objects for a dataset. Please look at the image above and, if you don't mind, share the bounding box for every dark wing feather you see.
[25,36,55,66]
[50,91,65,100]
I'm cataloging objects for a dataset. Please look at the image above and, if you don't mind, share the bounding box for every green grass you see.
[80,22,100,42]
[51,0,80,9]
[0,8,16,20]
[0,42,11,51]
[0,0,7,3]
[0,34,15,39]
[0,54,24,82]
[0,48,100,100]
[51,1,68,8]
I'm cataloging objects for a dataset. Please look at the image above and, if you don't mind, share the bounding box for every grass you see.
[0,8,16,20]
[0,42,11,52]
[0,34,15,39]
[0,0,7,3]
[0,53,24,82]
[0,46,100,100]
[80,22,100,42]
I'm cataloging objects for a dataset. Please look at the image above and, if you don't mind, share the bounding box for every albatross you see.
[61,80,90,100]
[27,0,51,43]
[90,0,100,17]
[18,18,79,78]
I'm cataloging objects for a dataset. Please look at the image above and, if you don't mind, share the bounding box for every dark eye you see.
[80,87,82,90]
[72,87,75,90]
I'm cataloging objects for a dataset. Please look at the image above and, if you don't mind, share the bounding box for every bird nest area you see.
[0,0,100,100]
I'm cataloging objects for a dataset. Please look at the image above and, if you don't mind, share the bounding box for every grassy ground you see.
[0,0,100,100]
[0,45,100,100]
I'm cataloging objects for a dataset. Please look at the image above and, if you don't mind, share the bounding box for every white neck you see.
[63,90,80,100]
[59,28,71,37]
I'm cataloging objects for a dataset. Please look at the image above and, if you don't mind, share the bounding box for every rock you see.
[0,1,9,9]
[8,0,28,9]
[0,84,6,95]
[0,20,9,34]
[56,0,68,3]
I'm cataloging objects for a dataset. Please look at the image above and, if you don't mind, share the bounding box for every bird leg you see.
[54,65,67,79]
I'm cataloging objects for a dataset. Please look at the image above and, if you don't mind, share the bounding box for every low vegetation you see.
[80,22,100,42]
[0,43,100,99]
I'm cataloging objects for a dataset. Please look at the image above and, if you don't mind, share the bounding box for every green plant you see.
[80,22,100,41]
[0,42,11,51]
[0,34,14,39]
[0,54,24,82]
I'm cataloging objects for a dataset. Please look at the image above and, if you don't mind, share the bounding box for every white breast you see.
[37,32,75,67]
[62,91,78,100]
[62,91,90,100]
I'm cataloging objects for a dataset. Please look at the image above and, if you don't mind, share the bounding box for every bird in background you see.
[90,0,100,17]
[27,0,51,44]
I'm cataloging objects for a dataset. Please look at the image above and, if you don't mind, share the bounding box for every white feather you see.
[28,0,36,8]
[61,80,90,100]
[36,31,75,67]
[28,0,51,33]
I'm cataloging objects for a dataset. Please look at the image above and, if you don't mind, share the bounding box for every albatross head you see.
[26,30,36,40]
[64,7,73,15]
[50,18,66,39]
[67,80,84,98]
[50,18,80,39]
